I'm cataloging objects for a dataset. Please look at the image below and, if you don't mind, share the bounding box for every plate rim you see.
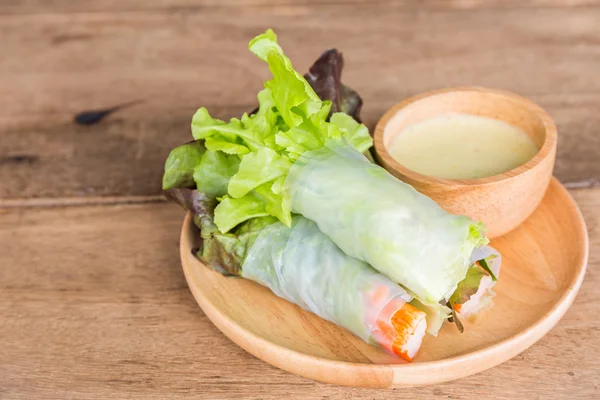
[180,178,589,387]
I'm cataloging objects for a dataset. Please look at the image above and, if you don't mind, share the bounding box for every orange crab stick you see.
[368,292,428,362]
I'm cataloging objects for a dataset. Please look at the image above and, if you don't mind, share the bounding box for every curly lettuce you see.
[190,29,373,233]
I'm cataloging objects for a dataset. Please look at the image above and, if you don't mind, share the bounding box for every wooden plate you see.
[179,178,588,388]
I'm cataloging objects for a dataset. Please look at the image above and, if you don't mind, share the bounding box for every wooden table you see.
[1,1,598,399]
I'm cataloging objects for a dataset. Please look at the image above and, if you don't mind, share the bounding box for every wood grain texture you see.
[1,0,599,15]
[1,6,600,199]
[0,189,597,399]
[1,0,599,397]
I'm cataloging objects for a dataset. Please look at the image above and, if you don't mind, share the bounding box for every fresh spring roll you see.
[164,188,427,361]
[284,141,488,307]
[243,217,427,361]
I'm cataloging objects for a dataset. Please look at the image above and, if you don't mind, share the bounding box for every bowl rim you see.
[373,87,558,186]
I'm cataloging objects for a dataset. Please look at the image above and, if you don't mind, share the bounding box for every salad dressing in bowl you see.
[387,114,539,180]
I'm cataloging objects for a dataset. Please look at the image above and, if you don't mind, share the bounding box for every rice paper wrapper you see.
[284,141,488,305]
[241,217,412,342]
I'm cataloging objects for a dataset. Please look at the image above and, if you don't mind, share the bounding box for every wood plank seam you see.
[1,187,596,209]
[2,0,600,17]
[0,195,167,209]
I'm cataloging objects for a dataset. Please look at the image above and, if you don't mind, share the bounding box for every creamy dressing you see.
[388,114,539,180]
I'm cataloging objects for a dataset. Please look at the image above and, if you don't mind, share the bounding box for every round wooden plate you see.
[179,178,588,388]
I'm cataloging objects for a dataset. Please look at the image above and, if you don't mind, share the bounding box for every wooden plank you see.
[0,189,598,399]
[2,5,599,200]
[3,6,600,115]
[1,91,599,200]
[0,0,598,15]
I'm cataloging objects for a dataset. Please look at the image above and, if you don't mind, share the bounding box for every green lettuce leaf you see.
[255,183,292,228]
[191,108,256,153]
[275,124,326,161]
[228,147,292,199]
[214,192,271,233]
[271,176,286,195]
[193,150,240,198]
[205,136,250,155]
[162,141,206,190]
[214,182,291,233]
[191,108,242,142]
[330,113,372,153]
[241,88,280,145]
[249,29,323,129]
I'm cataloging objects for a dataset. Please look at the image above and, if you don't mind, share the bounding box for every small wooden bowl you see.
[374,87,557,238]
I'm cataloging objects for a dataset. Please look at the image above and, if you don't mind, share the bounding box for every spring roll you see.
[243,216,427,360]
[284,141,488,306]
[165,188,427,361]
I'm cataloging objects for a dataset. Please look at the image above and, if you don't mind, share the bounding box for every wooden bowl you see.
[373,87,557,238]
